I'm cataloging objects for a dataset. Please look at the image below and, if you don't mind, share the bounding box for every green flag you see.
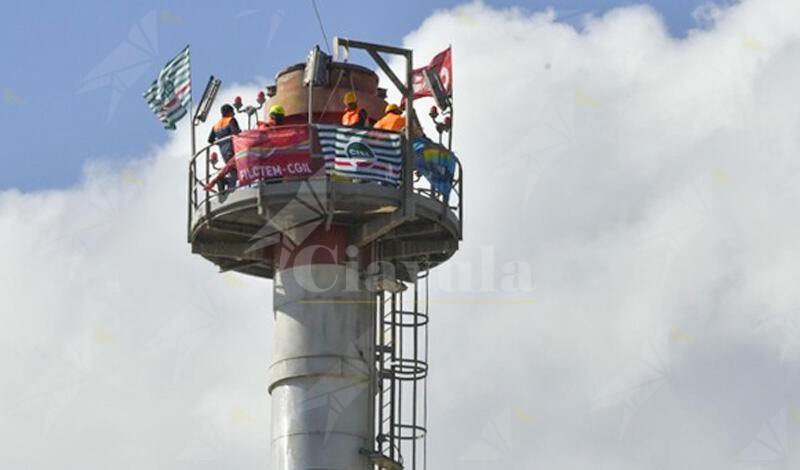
[143,45,191,130]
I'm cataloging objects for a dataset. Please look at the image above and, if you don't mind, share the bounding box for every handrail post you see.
[458,161,463,238]
[187,157,194,242]
[204,147,210,220]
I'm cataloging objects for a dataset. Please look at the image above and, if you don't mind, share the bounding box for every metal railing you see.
[187,125,463,241]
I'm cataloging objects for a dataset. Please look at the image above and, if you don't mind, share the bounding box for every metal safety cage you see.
[372,262,430,470]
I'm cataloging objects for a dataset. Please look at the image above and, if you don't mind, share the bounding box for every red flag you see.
[410,47,452,100]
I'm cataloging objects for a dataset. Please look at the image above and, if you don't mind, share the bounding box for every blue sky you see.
[0,0,709,191]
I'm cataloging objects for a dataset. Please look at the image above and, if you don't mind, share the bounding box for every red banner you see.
[411,47,452,100]
[233,125,320,185]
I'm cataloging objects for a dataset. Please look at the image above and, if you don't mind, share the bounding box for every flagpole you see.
[187,45,197,247]
[189,45,197,158]
[190,105,197,157]
[447,44,453,151]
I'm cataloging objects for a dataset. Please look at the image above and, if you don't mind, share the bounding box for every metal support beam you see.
[219,260,264,273]
[381,238,458,261]
[192,241,265,261]
[365,50,408,97]
[387,225,445,240]
[350,210,411,248]
[205,220,265,238]
[335,38,411,57]
[403,45,416,219]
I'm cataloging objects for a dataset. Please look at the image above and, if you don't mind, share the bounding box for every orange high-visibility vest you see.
[373,113,405,131]
[342,107,366,127]
[210,116,239,158]
[213,116,233,130]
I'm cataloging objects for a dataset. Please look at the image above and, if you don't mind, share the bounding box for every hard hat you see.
[269,105,285,115]
[343,91,357,105]
[385,103,399,113]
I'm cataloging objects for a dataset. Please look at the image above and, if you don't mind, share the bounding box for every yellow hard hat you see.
[269,105,285,115]
[385,103,399,113]
[343,91,357,105]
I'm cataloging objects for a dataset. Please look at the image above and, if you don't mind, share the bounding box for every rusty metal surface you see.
[264,62,388,125]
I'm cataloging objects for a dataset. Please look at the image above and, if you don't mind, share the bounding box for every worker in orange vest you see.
[341,91,367,128]
[208,104,241,192]
[257,105,286,128]
[373,103,406,132]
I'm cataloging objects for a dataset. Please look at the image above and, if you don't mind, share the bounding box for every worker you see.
[373,103,405,131]
[257,105,286,128]
[208,104,241,192]
[341,91,367,128]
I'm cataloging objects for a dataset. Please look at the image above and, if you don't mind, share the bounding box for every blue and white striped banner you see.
[316,124,402,185]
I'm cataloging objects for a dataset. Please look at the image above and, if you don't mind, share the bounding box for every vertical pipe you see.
[377,289,385,453]
[367,243,377,459]
[188,57,197,240]
[189,100,196,157]
[396,288,403,459]
[423,267,429,470]
[403,50,414,216]
[188,48,197,179]
[390,290,398,462]
[412,276,419,469]
[268,231,374,470]
[308,74,314,125]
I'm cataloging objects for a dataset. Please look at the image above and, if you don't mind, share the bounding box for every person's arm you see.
[208,128,216,144]
[357,109,368,127]
[230,118,242,135]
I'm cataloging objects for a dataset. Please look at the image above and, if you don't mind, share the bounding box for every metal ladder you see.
[366,265,429,470]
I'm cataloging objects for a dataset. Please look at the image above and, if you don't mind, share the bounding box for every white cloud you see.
[4,0,800,468]
[0,85,270,469]
[401,1,800,468]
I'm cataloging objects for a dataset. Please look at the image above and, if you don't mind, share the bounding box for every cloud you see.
[5,1,800,469]
[398,0,800,468]
[0,85,270,468]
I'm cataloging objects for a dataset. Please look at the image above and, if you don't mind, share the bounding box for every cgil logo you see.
[345,141,375,160]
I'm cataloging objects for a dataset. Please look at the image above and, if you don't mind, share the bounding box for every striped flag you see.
[316,124,403,186]
[143,46,191,130]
